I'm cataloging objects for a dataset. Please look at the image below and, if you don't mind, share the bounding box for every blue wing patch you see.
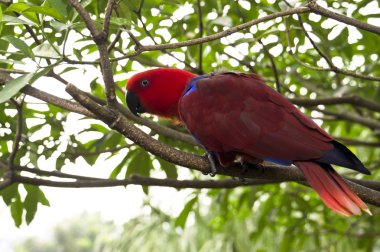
[183,75,209,97]
[263,157,292,166]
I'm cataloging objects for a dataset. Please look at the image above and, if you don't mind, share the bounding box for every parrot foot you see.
[236,156,248,183]
[203,152,217,177]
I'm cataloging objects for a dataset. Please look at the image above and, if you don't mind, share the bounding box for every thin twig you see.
[317,108,380,129]
[308,1,380,36]
[112,7,311,62]
[196,0,204,74]
[291,95,380,113]
[258,39,281,93]
[103,0,117,36]
[8,99,24,170]
[285,18,380,82]
[67,0,101,39]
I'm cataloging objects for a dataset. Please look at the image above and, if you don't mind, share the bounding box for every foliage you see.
[0,0,380,250]
[14,212,117,252]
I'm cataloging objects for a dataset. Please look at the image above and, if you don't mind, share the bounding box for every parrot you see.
[125,68,371,216]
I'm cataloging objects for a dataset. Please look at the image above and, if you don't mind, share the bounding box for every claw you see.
[236,156,248,182]
[203,152,217,177]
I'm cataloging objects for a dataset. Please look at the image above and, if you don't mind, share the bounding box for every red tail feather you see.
[294,161,370,216]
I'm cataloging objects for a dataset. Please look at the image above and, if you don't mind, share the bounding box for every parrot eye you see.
[140,79,149,88]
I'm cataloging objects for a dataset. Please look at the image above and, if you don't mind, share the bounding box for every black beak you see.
[126,91,145,116]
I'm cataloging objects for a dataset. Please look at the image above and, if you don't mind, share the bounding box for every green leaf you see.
[109,149,137,179]
[24,6,65,22]
[1,35,35,59]
[110,17,131,27]
[0,183,19,205]
[23,185,50,224]
[5,3,39,24]
[126,149,153,194]
[10,195,23,227]
[0,73,34,104]
[1,14,36,25]
[33,43,60,58]
[0,4,3,22]
[47,0,68,19]
[211,16,233,27]
[174,196,197,228]
[126,149,152,178]
[6,3,31,13]
[158,157,178,179]
[30,64,60,83]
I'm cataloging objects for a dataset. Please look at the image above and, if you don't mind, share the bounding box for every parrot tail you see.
[294,161,371,216]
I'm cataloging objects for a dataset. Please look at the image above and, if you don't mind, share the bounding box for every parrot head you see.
[125,68,197,118]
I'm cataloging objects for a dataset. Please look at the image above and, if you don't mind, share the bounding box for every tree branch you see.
[22,86,96,117]
[285,18,380,82]
[196,0,204,73]
[66,0,100,39]
[317,108,380,129]
[258,39,281,93]
[8,99,24,170]
[112,7,310,62]
[103,0,117,36]
[67,0,118,107]
[308,1,380,36]
[12,174,276,189]
[290,95,380,113]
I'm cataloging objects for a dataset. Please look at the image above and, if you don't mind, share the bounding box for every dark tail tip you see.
[332,140,371,175]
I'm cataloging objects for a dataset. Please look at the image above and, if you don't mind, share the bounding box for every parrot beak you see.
[126,91,145,116]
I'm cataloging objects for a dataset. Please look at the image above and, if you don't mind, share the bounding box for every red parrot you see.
[125,68,371,216]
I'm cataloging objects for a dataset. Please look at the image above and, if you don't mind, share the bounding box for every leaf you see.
[30,63,60,83]
[5,3,39,24]
[1,35,35,59]
[6,3,31,13]
[109,149,137,179]
[10,195,23,227]
[32,43,60,58]
[57,66,78,75]
[126,150,152,177]
[174,196,197,228]
[0,183,19,205]
[211,16,233,27]
[24,6,65,22]
[126,149,153,194]
[110,17,131,27]
[158,158,178,179]
[1,14,35,25]
[23,185,50,224]
[0,74,34,104]
[47,0,68,19]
